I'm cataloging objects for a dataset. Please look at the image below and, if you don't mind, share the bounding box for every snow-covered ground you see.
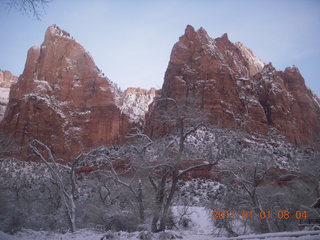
[172,206,214,235]
[1,229,319,240]
[214,231,320,240]
[1,206,319,240]
[0,229,105,240]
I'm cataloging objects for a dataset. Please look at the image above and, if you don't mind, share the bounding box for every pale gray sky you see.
[0,0,319,95]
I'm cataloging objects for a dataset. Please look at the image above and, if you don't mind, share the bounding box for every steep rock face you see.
[0,70,18,88]
[0,70,18,121]
[147,25,320,148]
[253,64,320,146]
[234,42,264,76]
[0,25,131,161]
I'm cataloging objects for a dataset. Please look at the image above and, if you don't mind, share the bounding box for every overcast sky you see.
[0,0,319,95]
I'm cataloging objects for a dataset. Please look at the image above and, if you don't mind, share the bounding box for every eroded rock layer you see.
[147,25,320,148]
[0,25,131,161]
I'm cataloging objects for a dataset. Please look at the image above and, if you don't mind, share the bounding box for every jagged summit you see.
[16,23,116,108]
[0,24,159,160]
[261,62,276,74]
[0,25,131,160]
[285,65,300,74]
[147,25,320,148]
[1,24,320,163]
[44,24,74,42]
[183,25,228,43]
[220,32,229,40]
[197,27,207,35]
[171,25,264,79]
[184,24,195,39]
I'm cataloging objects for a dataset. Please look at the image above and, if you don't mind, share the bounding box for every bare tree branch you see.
[7,0,52,20]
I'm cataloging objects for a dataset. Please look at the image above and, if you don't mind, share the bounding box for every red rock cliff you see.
[0,25,131,161]
[147,25,320,148]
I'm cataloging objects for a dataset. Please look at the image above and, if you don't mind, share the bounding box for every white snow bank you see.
[0,87,10,104]
[0,229,105,240]
[214,230,320,240]
[172,206,213,235]
[1,229,320,240]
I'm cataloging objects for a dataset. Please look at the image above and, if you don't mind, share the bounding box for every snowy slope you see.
[234,42,264,76]
[173,206,214,235]
[1,229,319,240]
[118,87,157,123]
[0,87,10,121]
[0,88,10,104]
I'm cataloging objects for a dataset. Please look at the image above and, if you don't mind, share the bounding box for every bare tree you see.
[84,136,150,225]
[29,139,83,232]
[0,156,50,233]
[146,97,219,232]
[219,149,274,233]
[84,96,219,232]
[299,150,320,197]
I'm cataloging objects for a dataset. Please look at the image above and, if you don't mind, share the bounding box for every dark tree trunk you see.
[137,180,145,224]
[159,173,178,231]
[151,172,167,232]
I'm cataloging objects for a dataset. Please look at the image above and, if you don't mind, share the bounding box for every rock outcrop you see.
[0,70,18,120]
[0,25,131,161]
[2,24,320,160]
[147,25,320,148]
[0,70,18,88]
[119,87,159,124]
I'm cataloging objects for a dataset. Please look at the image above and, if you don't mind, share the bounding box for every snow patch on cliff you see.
[106,81,157,123]
[0,87,10,104]
[0,87,10,121]
[235,42,264,76]
[119,88,157,123]
[48,24,73,40]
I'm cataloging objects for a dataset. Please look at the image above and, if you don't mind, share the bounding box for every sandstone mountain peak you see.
[44,24,73,43]
[284,65,300,74]
[184,25,196,39]
[148,26,320,148]
[197,27,208,35]
[1,24,320,163]
[0,25,131,160]
[220,32,229,40]
[17,23,115,108]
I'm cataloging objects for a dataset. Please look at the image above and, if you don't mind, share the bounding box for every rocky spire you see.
[147,25,320,148]
[0,25,131,161]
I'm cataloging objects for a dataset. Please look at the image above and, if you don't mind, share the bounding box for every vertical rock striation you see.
[0,25,131,161]
[147,25,320,148]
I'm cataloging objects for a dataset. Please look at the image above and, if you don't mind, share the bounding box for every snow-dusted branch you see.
[29,139,78,232]
[177,160,218,178]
